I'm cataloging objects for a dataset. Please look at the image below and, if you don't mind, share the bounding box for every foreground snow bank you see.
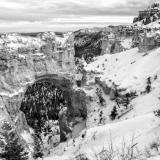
[45,47,160,160]
[44,113,160,160]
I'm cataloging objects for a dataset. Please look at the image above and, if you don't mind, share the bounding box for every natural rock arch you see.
[19,74,87,142]
[0,32,86,146]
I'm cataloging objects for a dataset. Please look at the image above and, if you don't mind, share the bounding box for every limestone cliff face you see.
[133,2,160,25]
[132,31,160,52]
[1,33,73,85]
[0,32,75,94]
[138,35,156,52]
[0,32,87,143]
[74,29,124,63]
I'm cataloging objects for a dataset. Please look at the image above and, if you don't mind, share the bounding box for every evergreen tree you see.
[114,89,120,108]
[152,15,157,22]
[145,77,151,93]
[110,106,118,120]
[32,130,44,160]
[0,122,28,160]
[124,93,130,109]
[154,110,160,117]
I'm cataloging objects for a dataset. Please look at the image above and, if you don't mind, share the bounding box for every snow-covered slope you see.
[86,48,160,93]
[86,47,160,117]
[1,28,159,160]
[44,47,160,160]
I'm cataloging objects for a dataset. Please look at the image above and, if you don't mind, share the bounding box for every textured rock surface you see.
[0,32,87,143]
[138,35,156,52]
[133,2,160,25]
[74,29,124,63]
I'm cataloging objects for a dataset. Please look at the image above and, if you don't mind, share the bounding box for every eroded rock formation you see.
[0,32,87,145]
[74,30,124,63]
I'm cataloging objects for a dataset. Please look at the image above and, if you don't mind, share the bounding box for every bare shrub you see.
[75,153,89,160]
[117,137,143,160]
[144,147,152,158]
[95,135,144,160]
[150,137,160,153]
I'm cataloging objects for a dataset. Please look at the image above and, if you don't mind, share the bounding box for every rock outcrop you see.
[0,32,87,145]
[132,30,160,52]
[74,29,124,63]
[133,2,160,25]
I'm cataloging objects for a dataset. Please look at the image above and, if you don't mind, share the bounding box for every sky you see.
[0,0,154,32]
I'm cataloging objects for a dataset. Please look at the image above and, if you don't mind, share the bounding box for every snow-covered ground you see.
[86,48,160,92]
[121,37,132,50]
[1,30,159,160]
[43,47,160,159]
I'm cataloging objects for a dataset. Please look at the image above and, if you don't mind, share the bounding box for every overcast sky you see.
[0,0,153,32]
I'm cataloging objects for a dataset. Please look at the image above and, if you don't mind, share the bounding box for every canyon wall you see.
[0,32,87,143]
[74,29,125,63]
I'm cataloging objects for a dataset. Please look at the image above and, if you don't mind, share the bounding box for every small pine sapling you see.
[110,106,118,120]
[0,122,28,160]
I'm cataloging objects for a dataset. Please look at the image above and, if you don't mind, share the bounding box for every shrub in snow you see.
[95,137,140,160]
[145,77,152,93]
[96,148,115,160]
[81,131,86,139]
[99,111,105,124]
[145,84,151,93]
[96,136,145,160]
[150,141,160,152]
[131,61,136,64]
[154,110,160,117]
[91,131,97,141]
[75,153,89,160]
[149,137,160,154]
[144,147,152,158]
[152,15,157,22]
[142,53,149,57]
[114,89,120,108]
[0,122,28,160]
[154,75,158,80]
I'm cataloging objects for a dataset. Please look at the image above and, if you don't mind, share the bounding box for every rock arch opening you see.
[20,79,70,145]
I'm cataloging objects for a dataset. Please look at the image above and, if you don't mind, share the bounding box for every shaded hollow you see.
[20,80,69,142]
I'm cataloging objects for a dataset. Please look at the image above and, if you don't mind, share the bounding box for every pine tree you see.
[114,89,120,108]
[124,93,130,109]
[145,77,151,93]
[154,110,160,117]
[152,15,157,22]
[32,130,44,160]
[110,106,118,120]
[0,122,28,160]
